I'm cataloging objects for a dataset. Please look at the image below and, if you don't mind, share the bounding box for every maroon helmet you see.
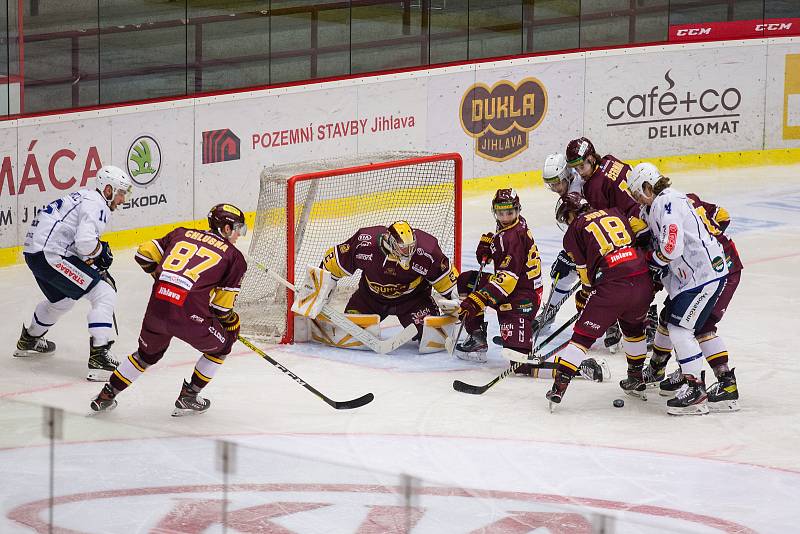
[565,137,597,167]
[492,188,521,213]
[555,192,590,224]
[208,203,247,237]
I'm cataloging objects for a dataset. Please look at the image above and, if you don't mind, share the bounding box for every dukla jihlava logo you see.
[460,78,548,162]
[127,135,162,187]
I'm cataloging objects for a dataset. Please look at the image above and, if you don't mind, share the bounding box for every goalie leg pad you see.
[419,315,458,353]
[311,313,381,350]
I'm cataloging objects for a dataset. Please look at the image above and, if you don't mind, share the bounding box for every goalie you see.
[293,221,460,352]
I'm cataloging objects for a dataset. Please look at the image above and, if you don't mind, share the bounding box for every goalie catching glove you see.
[291,265,337,319]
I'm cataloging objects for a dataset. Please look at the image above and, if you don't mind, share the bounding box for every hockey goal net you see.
[238,151,462,343]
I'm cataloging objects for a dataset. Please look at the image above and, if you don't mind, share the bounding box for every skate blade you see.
[548,401,557,413]
[86,369,113,382]
[623,389,648,401]
[709,399,740,413]
[88,400,118,415]
[455,351,488,363]
[667,403,710,416]
[171,407,209,417]
[13,348,55,358]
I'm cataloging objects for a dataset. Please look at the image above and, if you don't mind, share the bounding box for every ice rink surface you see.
[1,165,799,532]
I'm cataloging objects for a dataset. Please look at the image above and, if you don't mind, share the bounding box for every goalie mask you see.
[492,188,521,229]
[383,220,416,270]
[208,203,248,238]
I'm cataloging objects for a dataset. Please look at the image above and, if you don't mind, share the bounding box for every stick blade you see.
[452,379,486,395]
[332,392,374,410]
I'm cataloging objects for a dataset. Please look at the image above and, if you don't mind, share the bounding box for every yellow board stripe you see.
[2,147,798,268]
[193,369,212,383]
[112,369,131,386]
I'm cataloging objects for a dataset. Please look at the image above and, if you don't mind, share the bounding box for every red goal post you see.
[238,151,462,344]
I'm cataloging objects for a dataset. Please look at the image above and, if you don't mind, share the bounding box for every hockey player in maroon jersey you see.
[546,192,653,406]
[91,204,248,416]
[633,163,741,411]
[565,136,656,350]
[319,221,459,339]
[454,189,544,368]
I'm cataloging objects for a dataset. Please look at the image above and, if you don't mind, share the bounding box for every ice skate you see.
[172,380,211,416]
[579,357,610,383]
[90,384,118,413]
[546,370,572,412]
[13,325,56,357]
[642,363,665,388]
[87,339,119,382]
[619,367,648,400]
[455,324,488,363]
[604,322,622,353]
[666,373,709,415]
[707,368,739,413]
[659,368,686,397]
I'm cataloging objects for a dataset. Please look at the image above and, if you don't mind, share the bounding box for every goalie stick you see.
[238,335,374,410]
[254,261,416,354]
[452,311,580,395]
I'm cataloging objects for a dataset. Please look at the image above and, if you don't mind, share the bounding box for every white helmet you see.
[542,153,571,185]
[95,165,133,206]
[628,162,661,196]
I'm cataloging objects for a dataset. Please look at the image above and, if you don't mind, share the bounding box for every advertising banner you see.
[765,42,800,149]
[670,19,800,42]
[584,42,767,158]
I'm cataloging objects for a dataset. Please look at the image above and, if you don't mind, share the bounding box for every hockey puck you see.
[613,398,624,408]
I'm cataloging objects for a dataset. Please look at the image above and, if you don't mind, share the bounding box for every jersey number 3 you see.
[162,241,222,282]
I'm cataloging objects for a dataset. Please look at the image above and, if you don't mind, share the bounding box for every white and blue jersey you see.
[644,187,728,298]
[24,189,110,260]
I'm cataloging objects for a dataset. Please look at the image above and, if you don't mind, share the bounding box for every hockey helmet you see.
[542,153,571,187]
[384,220,416,269]
[565,137,597,167]
[628,162,662,197]
[208,203,247,237]
[555,192,590,225]
[491,188,521,226]
[95,165,133,207]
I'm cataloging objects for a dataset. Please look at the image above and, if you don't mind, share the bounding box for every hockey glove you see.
[217,309,241,335]
[475,233,494,264]
[575,286,593,311]
[92,241,114,270]
[458,292,487,323]
[550,250,575,279]
[645,250,670,283]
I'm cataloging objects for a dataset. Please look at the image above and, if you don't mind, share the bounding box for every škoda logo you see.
[202,129,241,164]
[460,78,547,162]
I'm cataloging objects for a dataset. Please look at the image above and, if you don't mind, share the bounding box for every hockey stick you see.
[253,261,416,354]
[452,311,579,395]
[446,260,488,355]
[238,335,374,410]
[98,269,119,336]
[531,273,561,353]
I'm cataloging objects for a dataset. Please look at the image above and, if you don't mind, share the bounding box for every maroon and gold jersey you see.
[135,227,247,317]
[480,215,542,306]
[687,193,742,273]
[582,155,645,235]
[563,207,647,286]
[322,226,458,304]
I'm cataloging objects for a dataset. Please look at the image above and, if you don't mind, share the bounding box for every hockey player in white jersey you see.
[536,153,583,331]
[628,163,728,415]
[14,165,133,381]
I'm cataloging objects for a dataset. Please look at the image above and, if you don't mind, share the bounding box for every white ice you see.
[1,164,799,533]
